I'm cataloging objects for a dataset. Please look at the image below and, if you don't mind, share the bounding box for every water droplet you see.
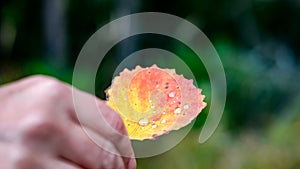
[150,105,155,109]
[156,84,159,88]
[161,119,166,124]
[149,100,152,103]
[183,105,189,110]
[162,112,166,115]
[139,118,149,126]
[152,124,157,129]
[174,108,181,114]
[168,92,175,98]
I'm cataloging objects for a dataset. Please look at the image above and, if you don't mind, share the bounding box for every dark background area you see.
[1,0,300,168]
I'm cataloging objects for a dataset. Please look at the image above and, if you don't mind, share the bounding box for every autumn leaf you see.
[106,65,206,140]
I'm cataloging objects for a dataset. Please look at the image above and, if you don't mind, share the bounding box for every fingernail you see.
[128,157,137,169]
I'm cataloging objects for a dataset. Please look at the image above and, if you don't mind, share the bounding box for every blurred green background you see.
[1,0,300,168]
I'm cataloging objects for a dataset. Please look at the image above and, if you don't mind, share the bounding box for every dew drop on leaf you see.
[139,118,149,126]
[152,124,157,129]
[168,92,175,98]
[174,108,182,114]
[183,104,189,110]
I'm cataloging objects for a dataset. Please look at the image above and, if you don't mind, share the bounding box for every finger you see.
[0,75,54,92]
[72,88,135,162]
[97,100,136,169]
[0,142,42,169]
[44,157,84,169]
[0,143,15,168]
[59,123,125,169]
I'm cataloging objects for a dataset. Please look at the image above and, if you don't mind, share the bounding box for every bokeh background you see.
[1,0,300,168]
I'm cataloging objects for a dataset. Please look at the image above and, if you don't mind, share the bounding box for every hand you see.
[0,75,136,169]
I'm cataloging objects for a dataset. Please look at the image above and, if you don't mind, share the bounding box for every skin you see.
[0,75,136,169]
